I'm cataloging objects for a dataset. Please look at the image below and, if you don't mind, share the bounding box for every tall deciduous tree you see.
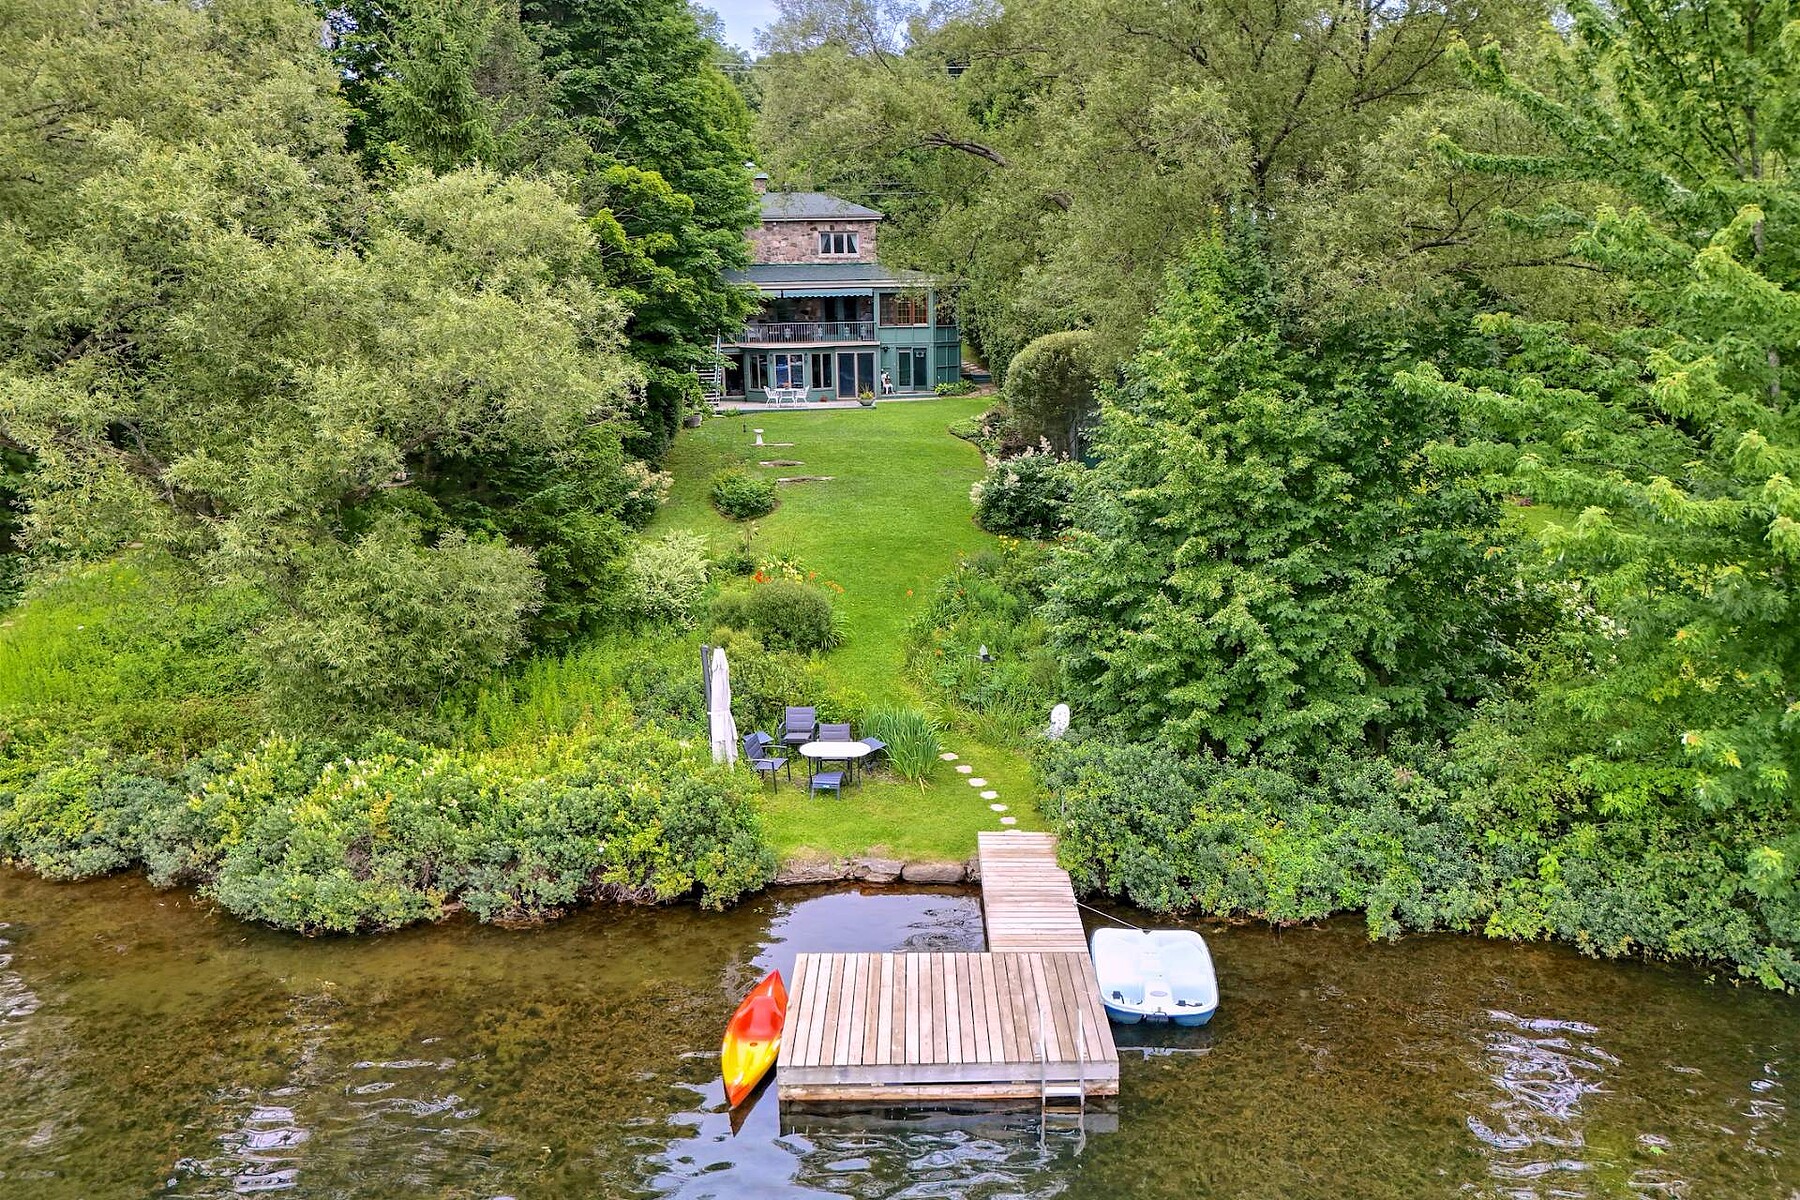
[0,0,644,716]
[1406,0,1800,904]
[520,0,758,454]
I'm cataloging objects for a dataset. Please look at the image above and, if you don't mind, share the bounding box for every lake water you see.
[1,870,1795,1198]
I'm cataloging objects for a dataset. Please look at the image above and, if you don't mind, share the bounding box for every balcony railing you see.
[739,320,875,344]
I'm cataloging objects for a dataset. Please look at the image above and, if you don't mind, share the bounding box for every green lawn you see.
[651,400,1043,863]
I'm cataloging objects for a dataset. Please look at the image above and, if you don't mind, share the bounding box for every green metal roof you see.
[729,263,935,292]
[758,191,883,221]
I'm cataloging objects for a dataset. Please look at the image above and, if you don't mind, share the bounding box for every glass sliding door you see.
[896,346,928,390]
[835,351,876,398]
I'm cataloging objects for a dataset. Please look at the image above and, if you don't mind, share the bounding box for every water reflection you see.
[2,872,1799,1199]
[1466,1009,1615,1197]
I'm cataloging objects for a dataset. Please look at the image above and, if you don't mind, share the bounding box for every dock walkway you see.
[776,832,1119,1102]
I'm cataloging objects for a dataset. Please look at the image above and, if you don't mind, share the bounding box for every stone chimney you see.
[752,171,769,195]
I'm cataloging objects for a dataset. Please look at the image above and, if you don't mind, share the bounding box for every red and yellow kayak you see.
[722,969,787,1108]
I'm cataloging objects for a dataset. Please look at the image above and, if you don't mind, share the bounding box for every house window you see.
[809,353,831,390]
[936,293,956,326]
[818,230,859,256]
[772,352,806,389]
[896,346,929,389]
[880,293,929,326]
[746,354,768,392]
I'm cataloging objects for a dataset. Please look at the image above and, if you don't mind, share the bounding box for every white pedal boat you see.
[1090,928,1218,1026]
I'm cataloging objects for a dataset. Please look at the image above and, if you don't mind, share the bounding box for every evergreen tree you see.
[1050,240,1523,758]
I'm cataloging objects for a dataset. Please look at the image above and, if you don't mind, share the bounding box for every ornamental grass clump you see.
[862,706,942,784]
[710,468,777,520]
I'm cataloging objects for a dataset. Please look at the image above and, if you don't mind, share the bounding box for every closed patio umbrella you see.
[708,647,739,765]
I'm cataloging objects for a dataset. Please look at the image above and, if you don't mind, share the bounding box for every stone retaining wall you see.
[772,854,982,887]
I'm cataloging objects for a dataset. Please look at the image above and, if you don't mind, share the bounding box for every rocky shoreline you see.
[770,854,981,886]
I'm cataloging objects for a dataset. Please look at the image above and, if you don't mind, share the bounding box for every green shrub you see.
[906,543,1061,744]
[708,630,827,736]
[862,706,942,784]
[710,468,777,520]
[0,748,184,880]
[160,724,774,933]
[971,449,1078,539]
[1039,738,1485,936]
[935,380,978,396]
[712,579,842,653]
[623,532,710,627]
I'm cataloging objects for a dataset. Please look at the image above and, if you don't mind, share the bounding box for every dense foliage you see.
[0,0,784,927]
[0,720,774,932]
[1049,243,1528,759]
[713,578,843,653]
[710,468,779,519]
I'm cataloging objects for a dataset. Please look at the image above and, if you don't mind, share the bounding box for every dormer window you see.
[819,230,859,256]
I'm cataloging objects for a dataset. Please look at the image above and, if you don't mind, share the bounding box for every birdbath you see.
[754,428,764,446]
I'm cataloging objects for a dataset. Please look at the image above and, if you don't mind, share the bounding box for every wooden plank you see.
[779,954,812,1071]
[836,954,862,1067]
[861,954,882,1067]
[943,949,957,1065]
[1027,953,1061,1064]
[1005,953,1033,1065]
[969,956,991,1064]
[958,956,981,1064]
[983,956,1003,1065]
[810,953,840,1068]
[906,954,921,1066]
[943,954,962,1065]
[875,954,894,1067]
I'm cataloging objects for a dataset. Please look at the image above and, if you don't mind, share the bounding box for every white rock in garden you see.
[967,777,987,787]
[955,764,972,774]
[988,803,1007,812]
[980,790,998,800]
[940,752,959,761]
[999,816,1017,826]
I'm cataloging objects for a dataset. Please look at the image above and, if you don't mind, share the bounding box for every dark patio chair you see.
[780,706,818,748]
[743,732,789,785]
[809,770,844,801]
[860,735,887,765]
[817,723,855,777]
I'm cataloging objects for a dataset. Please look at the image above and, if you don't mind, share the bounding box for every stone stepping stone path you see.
[758,459,804,467]
[777,475,834,483]
[941,749,1015,830]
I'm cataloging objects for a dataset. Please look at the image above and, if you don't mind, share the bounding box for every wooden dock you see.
[776,832,1119,1102]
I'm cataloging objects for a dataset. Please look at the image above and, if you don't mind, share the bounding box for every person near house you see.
[880,371,895,395]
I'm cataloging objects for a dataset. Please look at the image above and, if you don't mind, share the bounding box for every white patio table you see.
[798,740,873,783]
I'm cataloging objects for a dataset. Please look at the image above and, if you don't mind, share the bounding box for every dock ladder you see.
[1034,996,1089,1153]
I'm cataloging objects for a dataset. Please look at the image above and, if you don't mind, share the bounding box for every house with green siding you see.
[706,176,961,404]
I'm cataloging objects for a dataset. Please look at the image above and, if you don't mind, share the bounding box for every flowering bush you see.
[970,447,1078,539]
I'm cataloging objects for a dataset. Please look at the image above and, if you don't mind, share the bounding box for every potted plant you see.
[858,388,876,408]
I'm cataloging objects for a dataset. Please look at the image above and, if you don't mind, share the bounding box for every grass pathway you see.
[651,401,1042,862]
